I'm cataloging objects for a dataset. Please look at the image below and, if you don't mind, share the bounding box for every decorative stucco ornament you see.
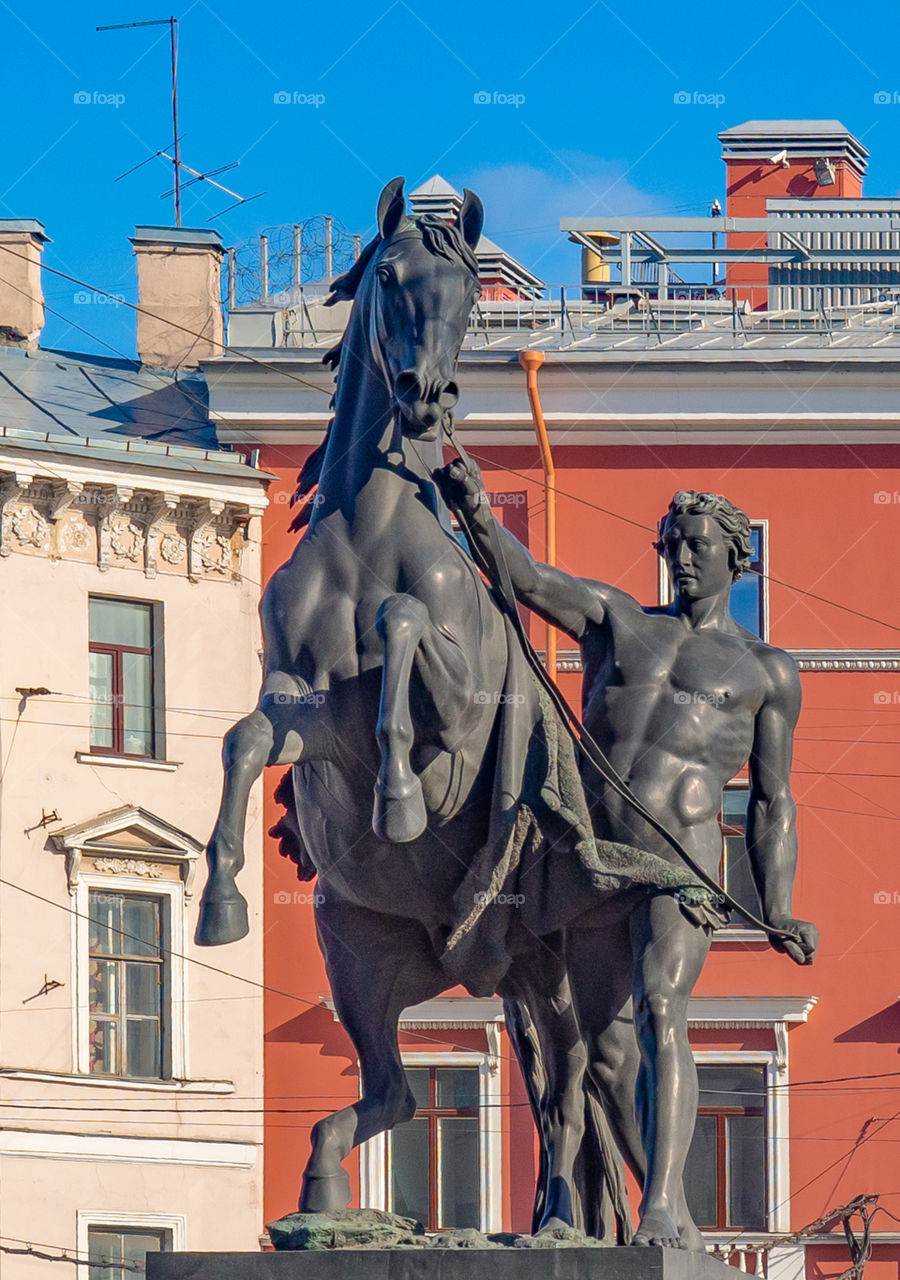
[12,504,49,548]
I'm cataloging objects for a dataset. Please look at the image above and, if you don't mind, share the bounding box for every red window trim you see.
[388,1066,479,1232]
[695,1102,766,1230]
[89,632,154,760]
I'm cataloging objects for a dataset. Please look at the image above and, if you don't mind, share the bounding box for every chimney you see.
[717,120,868,308]
[131,225,225,369]
[0,219,48,349]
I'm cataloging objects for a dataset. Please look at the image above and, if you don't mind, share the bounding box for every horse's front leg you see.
[373,593,481,843]
[373,595,430,842]
[196,673,332,946]
[301,900,445,1213]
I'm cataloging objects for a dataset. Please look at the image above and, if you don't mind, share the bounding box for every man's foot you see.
[633,1208,686,1249]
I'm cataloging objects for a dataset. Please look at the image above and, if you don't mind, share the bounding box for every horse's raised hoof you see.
[298,1169,352,1213]
[195,894,250,946]
[372,777,427,843]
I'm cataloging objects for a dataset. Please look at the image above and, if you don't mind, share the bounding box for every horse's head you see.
[329,177,484,442]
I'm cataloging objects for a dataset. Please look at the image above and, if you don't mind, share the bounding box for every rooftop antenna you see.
[98,17,265,224]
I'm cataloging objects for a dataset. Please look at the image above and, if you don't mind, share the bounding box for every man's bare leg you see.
[630,893,710,1250]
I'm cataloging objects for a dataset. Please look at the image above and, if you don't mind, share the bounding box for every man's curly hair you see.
[655,491,754,581]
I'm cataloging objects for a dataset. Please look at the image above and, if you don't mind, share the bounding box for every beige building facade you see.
[0,218,270,1278]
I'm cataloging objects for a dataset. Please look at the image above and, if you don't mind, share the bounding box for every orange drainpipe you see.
[518,350,556,679]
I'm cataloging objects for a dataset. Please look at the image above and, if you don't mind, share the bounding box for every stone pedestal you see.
[147,1249,737,1279]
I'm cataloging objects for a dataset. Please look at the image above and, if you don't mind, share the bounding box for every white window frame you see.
[359,1050,503,1233]
[76,1210,185,1280]
[73,872,188,1081]
[658,517,770,642]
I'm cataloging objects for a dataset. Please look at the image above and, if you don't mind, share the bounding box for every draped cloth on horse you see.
[442,612,719,992]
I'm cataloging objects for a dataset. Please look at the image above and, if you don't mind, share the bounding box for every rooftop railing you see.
[229,282,900,351]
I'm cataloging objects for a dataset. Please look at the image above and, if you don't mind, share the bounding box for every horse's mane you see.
[288,215,478,533]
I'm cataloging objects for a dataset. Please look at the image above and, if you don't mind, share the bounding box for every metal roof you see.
[0,345,258,477]
[0,218,49,242]
[717,120,868,170]
[131,225,224,250]
[720,119,854,137]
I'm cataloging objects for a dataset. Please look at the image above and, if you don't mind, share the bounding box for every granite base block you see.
[147,1248,736,1280]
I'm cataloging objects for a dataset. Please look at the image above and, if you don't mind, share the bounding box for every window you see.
[729,525,766,638]
[685,1065,766,1230]
[388,1066,480,1231]
[89,597,159,758]
[87,1226,169,1280]
[88,891,167,1080]
[720,787,760,923]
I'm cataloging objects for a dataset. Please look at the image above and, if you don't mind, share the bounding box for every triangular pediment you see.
[51,805,203,896]
[52,805,203,856]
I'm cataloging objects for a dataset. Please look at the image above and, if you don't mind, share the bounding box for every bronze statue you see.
[195,176,815,1253]
[439,464,818,1249]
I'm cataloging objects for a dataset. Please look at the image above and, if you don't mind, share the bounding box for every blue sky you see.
[3,0,900,356]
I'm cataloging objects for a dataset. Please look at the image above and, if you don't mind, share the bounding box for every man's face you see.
[660,513,735,601]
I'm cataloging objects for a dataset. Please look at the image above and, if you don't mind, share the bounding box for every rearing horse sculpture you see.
[195,178,632,1238]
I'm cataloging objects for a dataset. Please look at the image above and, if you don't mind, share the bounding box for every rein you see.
[437,426,802,949]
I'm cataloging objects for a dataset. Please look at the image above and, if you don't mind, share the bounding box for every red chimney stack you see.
[718,120,868,307]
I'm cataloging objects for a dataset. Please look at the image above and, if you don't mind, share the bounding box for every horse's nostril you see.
[440,381,459,408]
[395,371,421,401]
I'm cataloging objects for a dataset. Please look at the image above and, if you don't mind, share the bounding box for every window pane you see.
[436,1067,479,1110]
[728,1114,766,1230]
[122,651,153,755]
[724,834,759,916]
[122,897,161,958]
[729,573,761,636]
[390,1116,429,1226]
[90,650,115,748]
[127,962,161,1016]
[698,1065,765,1110]
[89,893,121,954]
[89,1230,123,1278]
[405,1068,430,1110]
[90,598,152,649]
[126,1018,161,1078]
[722,788,749,829]
[90,959,118,1014]
[122,1231,165,1273]
[89,1019,118,1074]
[684,1114,718,1228]
[438,1116,479,1228]
[89,1228,165,1280]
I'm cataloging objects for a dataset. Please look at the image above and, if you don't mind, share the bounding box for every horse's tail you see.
[269,767,317,881]
[502,996,633,1245]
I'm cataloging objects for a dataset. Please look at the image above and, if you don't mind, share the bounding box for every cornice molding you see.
[552,649,900,674]
[0,462,263,582]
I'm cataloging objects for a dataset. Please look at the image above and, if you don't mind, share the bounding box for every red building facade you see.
[208,120,900,1277]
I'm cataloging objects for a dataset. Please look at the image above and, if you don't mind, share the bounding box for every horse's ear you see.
[457,189,484,250]
[377,176,406,240]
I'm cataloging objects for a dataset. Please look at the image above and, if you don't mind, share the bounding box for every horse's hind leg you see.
[300,901,444,1213]
[196,672,333,946]
[373,594,430,843]
[500,941,588,1235]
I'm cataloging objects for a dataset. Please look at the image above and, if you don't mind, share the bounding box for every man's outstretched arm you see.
[747,649,818,966]
[436,459,605,642]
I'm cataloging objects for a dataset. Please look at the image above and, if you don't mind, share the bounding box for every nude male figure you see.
[440,465,818,1251]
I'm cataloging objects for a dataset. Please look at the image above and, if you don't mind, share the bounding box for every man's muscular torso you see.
[575,585,790,876]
